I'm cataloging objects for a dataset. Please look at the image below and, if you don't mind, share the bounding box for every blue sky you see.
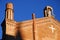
[0,0,60,39]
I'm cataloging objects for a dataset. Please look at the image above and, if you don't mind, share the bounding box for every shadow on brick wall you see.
[1,19,23,40]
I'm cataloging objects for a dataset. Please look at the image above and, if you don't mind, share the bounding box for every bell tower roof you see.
[6,2,13,9]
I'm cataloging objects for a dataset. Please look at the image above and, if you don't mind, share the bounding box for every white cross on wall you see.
[49,25,55,33]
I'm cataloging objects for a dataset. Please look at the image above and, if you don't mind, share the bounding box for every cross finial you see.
[49,25,55,33]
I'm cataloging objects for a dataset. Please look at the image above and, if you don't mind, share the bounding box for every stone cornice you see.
[17,17,60,27]
[17,17,52,27]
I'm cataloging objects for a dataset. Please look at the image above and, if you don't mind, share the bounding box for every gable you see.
[18,17,60,40]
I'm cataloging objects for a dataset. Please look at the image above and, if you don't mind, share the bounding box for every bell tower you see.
[44,6,54,17]
[6,3,14,20]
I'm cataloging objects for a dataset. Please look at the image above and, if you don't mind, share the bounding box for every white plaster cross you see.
[49,25,55,33]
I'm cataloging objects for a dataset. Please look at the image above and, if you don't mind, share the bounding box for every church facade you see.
[2,3,60,40]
